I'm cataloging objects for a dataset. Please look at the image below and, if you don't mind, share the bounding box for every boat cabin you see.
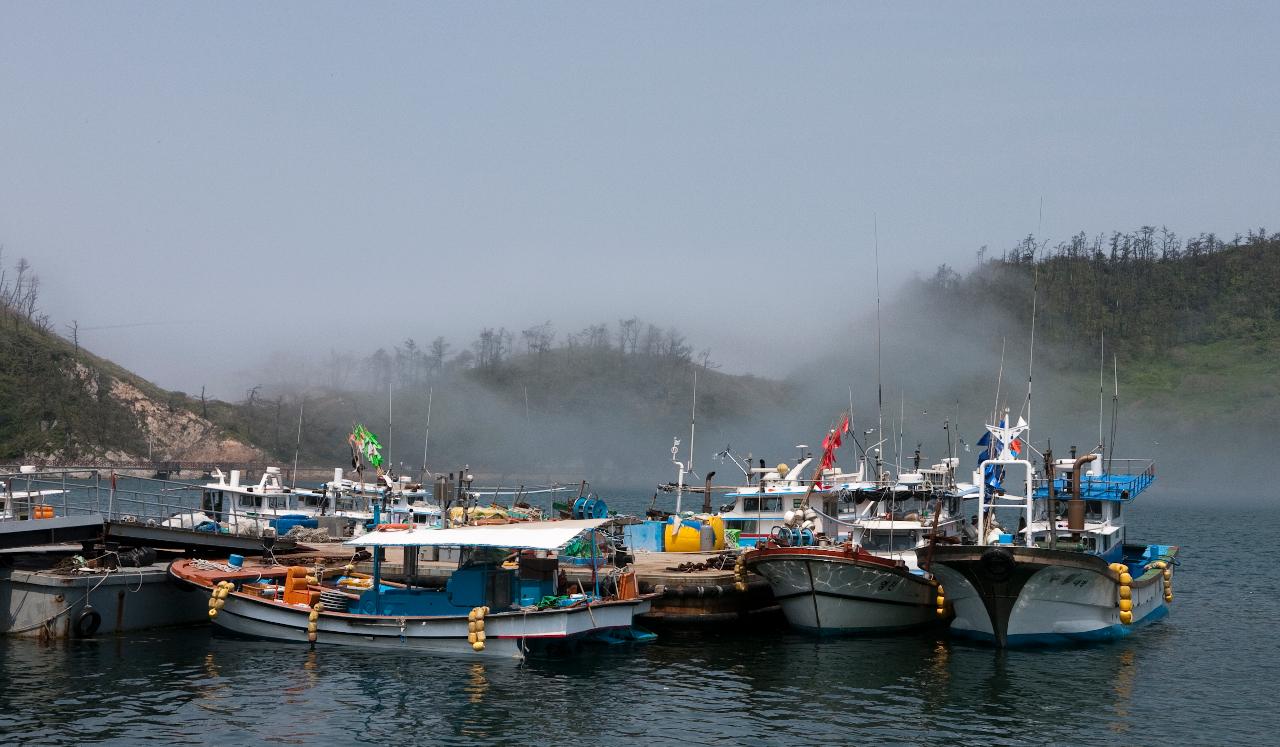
[344,518,612,616]
[720,456,870,546]
[1022,456,1154,562]
[202,467,299,518]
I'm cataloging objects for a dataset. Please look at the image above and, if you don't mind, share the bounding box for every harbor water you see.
[0,494,1273,746]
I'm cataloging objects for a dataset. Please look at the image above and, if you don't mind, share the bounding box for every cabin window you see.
[1086,500,1102,517]
[744,497,759,511]
[269,496,289,510]
[862,531,918,552]
[238,495,257,508]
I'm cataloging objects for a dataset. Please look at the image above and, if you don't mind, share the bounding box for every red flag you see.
[818,414,850,472]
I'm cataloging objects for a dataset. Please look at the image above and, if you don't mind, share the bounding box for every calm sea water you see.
[0,493,1273,746]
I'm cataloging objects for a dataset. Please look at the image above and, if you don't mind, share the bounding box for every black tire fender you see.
[74,607,102,638]
[980,547,1016,582]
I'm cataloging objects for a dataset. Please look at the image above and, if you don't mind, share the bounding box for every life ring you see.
[375,523,412,532]
[980,547,1016,582]
[74,607,102,638]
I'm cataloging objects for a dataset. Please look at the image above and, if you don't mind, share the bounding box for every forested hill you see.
[914,228,1280,422]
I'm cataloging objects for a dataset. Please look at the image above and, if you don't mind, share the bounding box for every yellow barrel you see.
[663,519,703,553]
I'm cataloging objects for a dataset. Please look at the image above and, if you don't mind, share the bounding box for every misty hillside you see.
[0,256,263,463]
[9,227,1275,482]
[228,227,1280,485]
[233,321,791,482]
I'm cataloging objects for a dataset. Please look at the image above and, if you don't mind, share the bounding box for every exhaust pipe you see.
[1067,453,1098,538]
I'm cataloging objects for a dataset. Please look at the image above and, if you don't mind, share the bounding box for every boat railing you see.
[0,469,102,520]
[0,469,275,537]
[1032,459,1156,501]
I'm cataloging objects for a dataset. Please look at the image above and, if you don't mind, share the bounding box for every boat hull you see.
[929,543,1177,647]
[744,547,939,634]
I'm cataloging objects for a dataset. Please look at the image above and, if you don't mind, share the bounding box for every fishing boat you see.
[310,468,441,526]
[927,415,1177,646]
[740,459,969,635]
[169,518,654,659]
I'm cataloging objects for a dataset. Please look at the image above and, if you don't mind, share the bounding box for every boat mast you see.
[291,400,304,490]
[688,368,697,489]
[387,379,393,477]
[671,370,699,516]
[1098,332,1106,451]
[422,386,433,482]
[874,213,884,483]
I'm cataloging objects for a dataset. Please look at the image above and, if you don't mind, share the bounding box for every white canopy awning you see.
[343,518,610,550]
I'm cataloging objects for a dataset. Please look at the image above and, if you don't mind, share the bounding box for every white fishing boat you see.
[169,518,654,659]
[927,415,1177,646]
[311,468,441,527]
[741,458,970,635]
[197,467,306,520]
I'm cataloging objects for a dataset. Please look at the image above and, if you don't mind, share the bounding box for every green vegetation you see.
[919,227,1280,422]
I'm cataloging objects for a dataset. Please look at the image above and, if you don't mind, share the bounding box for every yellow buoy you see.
[936,607,947,617]
[1118,599,1133,612]
[776,463,789,476]
[734,582,746,592]
[476,631,485,643]
[1119,610,1133,625]
[308,611,319,622]
[1163,569,1172,581]
[208,608,218,619]
[936,596,946,608]
[1119,586,1132,600]
[468,632,477,644]
[1165,593,1173,603]
[481,606,490,616]
[1119,572,1132,585]
[468,609,478,621]
[468,621,478,633]
[308,632,318,643]
[472,641,484,652]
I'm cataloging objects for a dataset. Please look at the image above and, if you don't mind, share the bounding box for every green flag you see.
[349,424,384,468]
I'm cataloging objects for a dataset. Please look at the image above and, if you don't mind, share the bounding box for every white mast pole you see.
[422,386,433,479]
[688,369,697,480]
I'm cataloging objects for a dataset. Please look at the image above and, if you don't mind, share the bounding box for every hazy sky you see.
[2,3,1276,397]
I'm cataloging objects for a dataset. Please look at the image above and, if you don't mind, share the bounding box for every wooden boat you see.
[169,518,655,659]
